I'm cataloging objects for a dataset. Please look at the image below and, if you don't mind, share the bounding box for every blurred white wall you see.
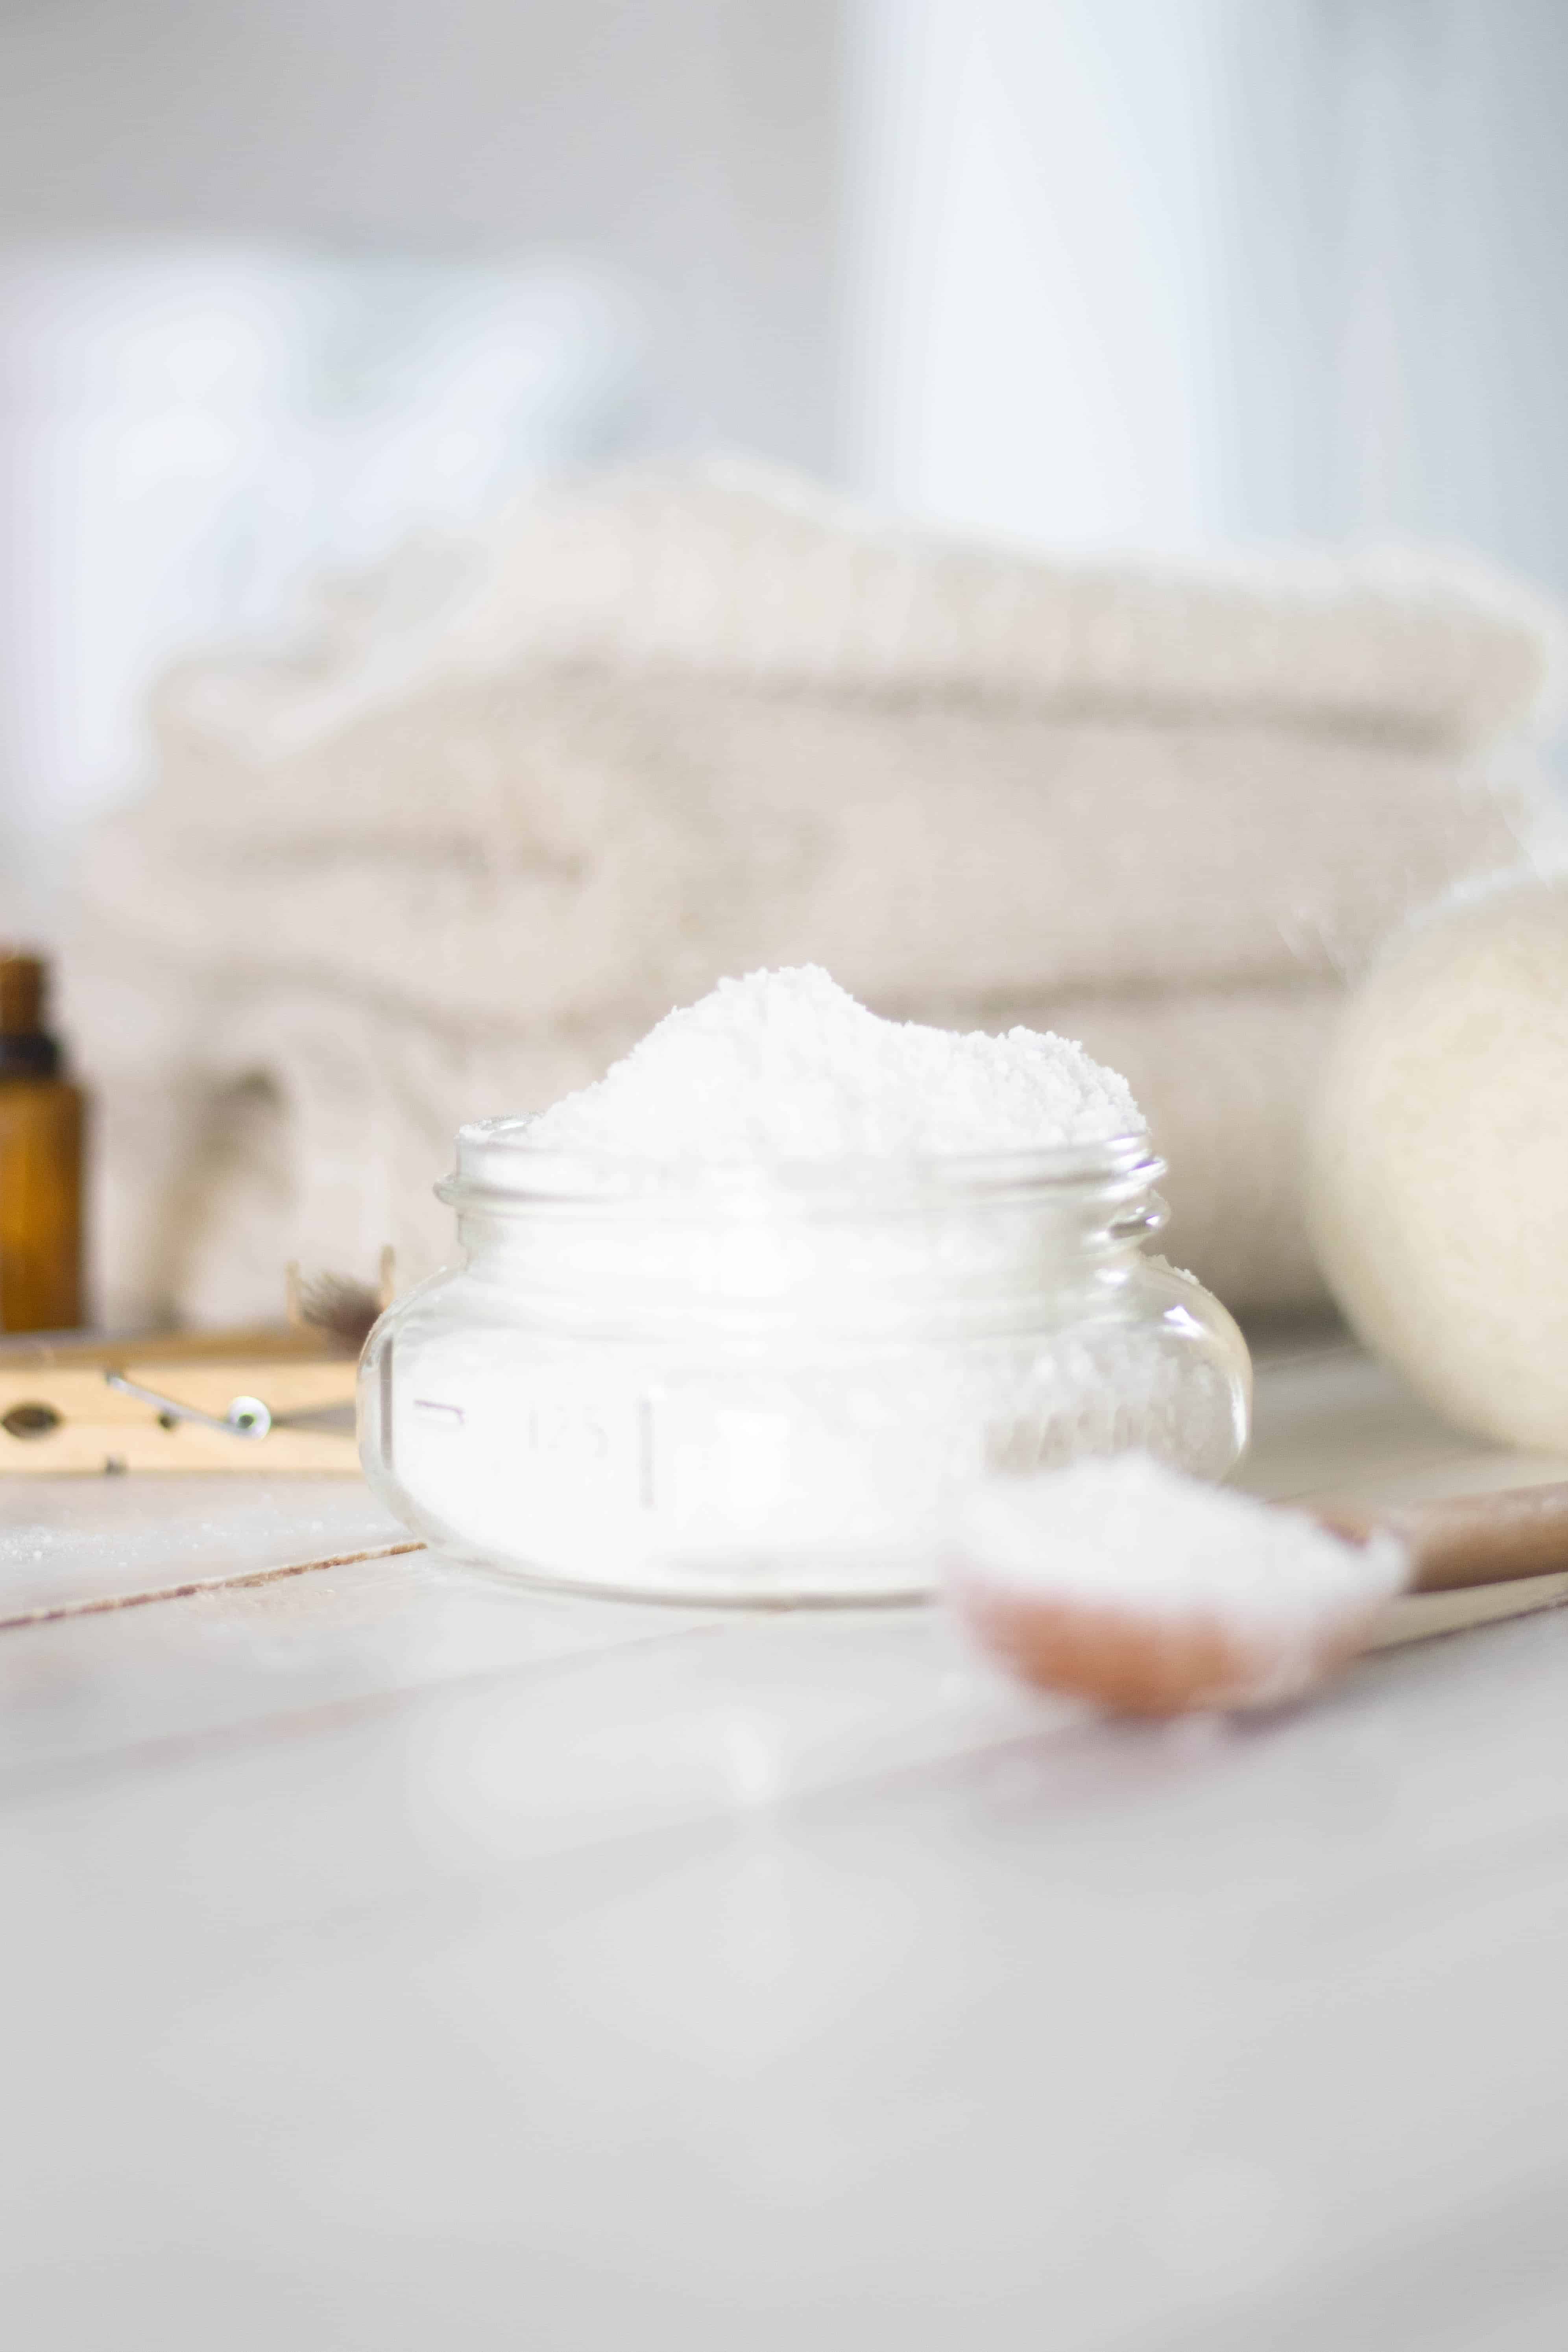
[843,0,1234,552]
[0,0,845,471]
[2,0,1565,882]
[0,0,846,892]
[7,0,1566,577]
[0,244,639,851]
[844,0,1568,605]
[1216,0,1568,601]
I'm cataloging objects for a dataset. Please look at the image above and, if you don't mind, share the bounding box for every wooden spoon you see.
[1313,1482,1568,1592]
[947,1472,1568,1719]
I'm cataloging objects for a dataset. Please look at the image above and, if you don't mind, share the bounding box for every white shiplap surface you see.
[1,1334,1566,2352]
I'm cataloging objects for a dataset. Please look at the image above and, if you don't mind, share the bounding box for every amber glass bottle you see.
[0,953,84,1331]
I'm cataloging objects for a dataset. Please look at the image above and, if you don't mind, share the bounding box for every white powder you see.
[528,965,1141,1160]
[951,1453,1407,1633]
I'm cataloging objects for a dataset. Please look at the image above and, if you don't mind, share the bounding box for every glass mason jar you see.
[359,1121,1251,1604]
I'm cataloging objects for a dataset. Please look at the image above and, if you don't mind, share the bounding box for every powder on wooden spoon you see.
[947,1453,1409,1715]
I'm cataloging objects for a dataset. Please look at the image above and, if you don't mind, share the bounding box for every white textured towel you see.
[63,459,1563,1329]
[215,457,1553,753]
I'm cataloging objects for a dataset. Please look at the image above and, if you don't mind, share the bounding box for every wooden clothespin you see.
[0,1250,394,1473]
[0,1358,359,1475]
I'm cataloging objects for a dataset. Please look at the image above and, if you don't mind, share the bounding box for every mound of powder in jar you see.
[528,966,1141,1159]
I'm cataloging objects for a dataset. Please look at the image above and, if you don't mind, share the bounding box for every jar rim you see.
[439,1117,1163,1213]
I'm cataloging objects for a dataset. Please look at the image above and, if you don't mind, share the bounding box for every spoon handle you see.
[1369,1567,1568,1650]
[1315,1481,1568,1593]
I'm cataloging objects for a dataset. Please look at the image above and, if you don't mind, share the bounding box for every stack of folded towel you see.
[65,459,1561,1328]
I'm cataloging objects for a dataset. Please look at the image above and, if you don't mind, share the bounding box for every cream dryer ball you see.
[1309,871,1568,1451]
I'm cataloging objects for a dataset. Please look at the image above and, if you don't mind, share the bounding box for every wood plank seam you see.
[0,1540,427,1633]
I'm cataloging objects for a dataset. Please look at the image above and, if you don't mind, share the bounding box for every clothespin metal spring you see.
[103,1371,273,1441]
